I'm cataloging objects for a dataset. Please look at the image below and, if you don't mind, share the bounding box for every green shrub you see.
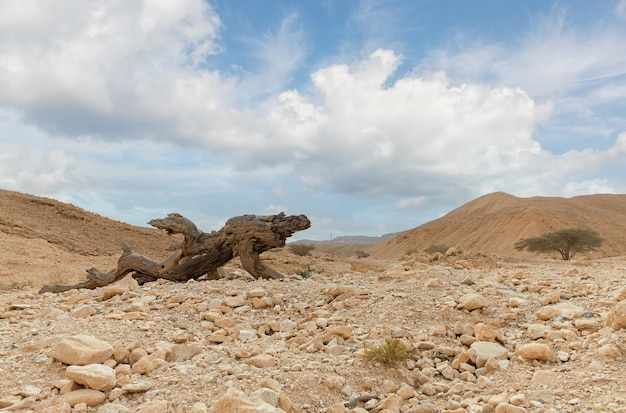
[288,244,316,256]
[515,228,603,260]
[364,338,412,365]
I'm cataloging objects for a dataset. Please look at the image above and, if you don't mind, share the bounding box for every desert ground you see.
[1,189,626,413]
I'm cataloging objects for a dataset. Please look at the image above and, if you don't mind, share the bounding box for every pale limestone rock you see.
[539,292,560,306]
[377,394,403,412]
[606,300,626,330]
[509,393,527,406]
[121,380,152,393]
[135,400,168,413]
[397,385,416,400]
[70,305,97,318]
[487,393,509,407]
[535,302,583,321]
[259,378,282,392]
[495,403,527,413]
[208,387,285,413]
[326,403,346,413]
[96,404,131,413]
[166,343,202,362]
[0,397,36,411]
[573,318,601,332]
[517,343,553,361]
[326,325,353,339]
[247,354,276,368]
[54,389,106,407]
[102,285,126,300]
[508,297,529,308]
[65,364,116,391]
[251,388,279,407]
[596,344,622,358]
[458,293,488,311]
[278,394,292,412]
[468,341,508,368]
[129,348,148,366]
[408,403,436,413]
[224,294,247,307]
[51,335,114,366]
[474,323,497,342]
[526,324,551,340]
[18,385,41,398]
[189,402,208,413]
[614,287,626,301]
[132,350,168,374]
[279,319,297,332]
[108,388,124,401]
[42,403,72,413]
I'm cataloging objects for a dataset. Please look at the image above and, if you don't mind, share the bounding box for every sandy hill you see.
[0,189,182,288]
[370,191,626,260]
[0,189,175,257]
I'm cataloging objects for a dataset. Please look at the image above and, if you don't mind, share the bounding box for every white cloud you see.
[422,7,626,101]
[396,196,426,209]
[0,0,227,140]
[562,179,616,197]
[270,49,552,198]
[262,204,287,215]
[617,0,626,19]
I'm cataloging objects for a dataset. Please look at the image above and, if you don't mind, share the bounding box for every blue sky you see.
[1,0,625,241]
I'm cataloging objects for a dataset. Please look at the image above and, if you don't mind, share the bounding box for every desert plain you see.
[1,189,626,413]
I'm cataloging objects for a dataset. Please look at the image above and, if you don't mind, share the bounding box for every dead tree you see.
[40,212,311,293]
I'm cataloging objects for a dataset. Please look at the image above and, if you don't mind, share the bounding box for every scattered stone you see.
[65,364,117,391]
[495,403,528,413]
[606,300,626,330]
[54,389,106,407]
[166,343,202,362]
[517,343,553,361]
[135,400,168,413]
[246,354,276,368]
[474,323,497,341]
[51,335,114,366]
[468,341,509,368]
[535,303,583,321]
[121,380,153,393]
[132,350,168,374]
[208,387,284,413]
[458,293,488,311]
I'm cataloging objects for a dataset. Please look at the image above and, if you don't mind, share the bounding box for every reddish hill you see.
[370,192,626,259]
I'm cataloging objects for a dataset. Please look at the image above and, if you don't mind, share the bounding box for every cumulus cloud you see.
[270,49,552,199]
[0,0,227,141]
[1,1,625,239]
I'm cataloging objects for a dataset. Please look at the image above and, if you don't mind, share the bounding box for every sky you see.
[1,0,625,241]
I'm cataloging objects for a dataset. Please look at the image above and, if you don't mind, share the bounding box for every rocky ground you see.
[1,249,626,413]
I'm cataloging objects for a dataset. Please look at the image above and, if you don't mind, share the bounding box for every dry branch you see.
[40,212,311,293]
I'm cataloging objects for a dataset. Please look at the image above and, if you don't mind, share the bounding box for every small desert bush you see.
[288,244,316,256]
[424,244,450,254]
[295,264,315,278]
[364,338,412,365]
[355,249,369,258]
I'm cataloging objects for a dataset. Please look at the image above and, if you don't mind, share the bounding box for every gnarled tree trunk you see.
[39,212,310,293]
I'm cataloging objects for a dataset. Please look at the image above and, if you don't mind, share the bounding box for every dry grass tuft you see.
[364,338,412,365]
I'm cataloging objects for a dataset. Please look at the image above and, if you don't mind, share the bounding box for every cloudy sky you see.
[1,0,625,241]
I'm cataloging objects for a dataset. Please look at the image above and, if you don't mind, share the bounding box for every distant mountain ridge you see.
[369,192,626,259]
[293,233,399,245]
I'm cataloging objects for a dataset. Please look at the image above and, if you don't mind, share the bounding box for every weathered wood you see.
[39,212,310,293]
